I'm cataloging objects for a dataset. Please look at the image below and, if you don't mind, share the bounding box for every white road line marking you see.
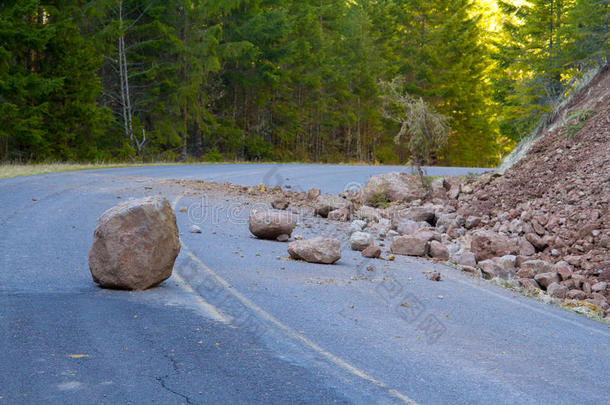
[171,194,418,404]
[181,246,419,405]
[172,272,231,324]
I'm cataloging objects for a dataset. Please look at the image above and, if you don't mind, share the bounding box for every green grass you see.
[565,109,596,138]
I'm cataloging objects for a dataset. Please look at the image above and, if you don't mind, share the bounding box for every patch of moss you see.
[565,109,596,138]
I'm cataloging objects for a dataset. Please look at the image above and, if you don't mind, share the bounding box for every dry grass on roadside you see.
[0,162,172,179]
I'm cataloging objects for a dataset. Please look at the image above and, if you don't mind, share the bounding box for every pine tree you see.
[0,0,109,160]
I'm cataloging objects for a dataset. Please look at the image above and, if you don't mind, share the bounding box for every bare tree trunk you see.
[118,0,145,158]
[181,7,187,162]
[604,0,610,67]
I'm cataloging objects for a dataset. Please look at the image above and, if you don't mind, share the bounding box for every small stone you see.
[314,195,351,218]
[553,261,573,281]
[361,245,382,258]
[179,207,187,213]
[350,232,374,251]
[348,220,367,235]
[288,237,341,264]
[390,236,428,257]
[534,272,561,289]
[307,188,321,200]
[276,234,290,242]
[518,278,540,290]
[428,271,442,281]
[518,238,536,256]
[478,260,500,280]
[189,224,202,233]
[249,210,297,240]
[518,260,554,278]
[547,282,568,298]
[271,197,289,210]
[395,219,429,236]
[592,282,607,292]
[452,250,477,267]
[429,241,449,260]
[471,230,518,261]
[465,216,481,229]
[567,289,586,300]
[328,207,351,222]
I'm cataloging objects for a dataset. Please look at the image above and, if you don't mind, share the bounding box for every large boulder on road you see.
[288,237,341,264]
[89,197,180,290]
[249,210,297,240]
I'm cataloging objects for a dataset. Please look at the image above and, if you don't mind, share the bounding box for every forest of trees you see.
[1,0,608,167]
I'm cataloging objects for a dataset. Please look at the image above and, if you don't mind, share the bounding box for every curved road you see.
[0,164,608,404]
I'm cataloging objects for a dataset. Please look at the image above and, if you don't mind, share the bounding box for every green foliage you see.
[565,109,596,138]
[368,192,390,209]
[2,0,605,166]
[380,77,450,185]
[203,149,223,162]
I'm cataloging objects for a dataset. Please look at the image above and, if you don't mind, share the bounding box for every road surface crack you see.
[155,375,195,404]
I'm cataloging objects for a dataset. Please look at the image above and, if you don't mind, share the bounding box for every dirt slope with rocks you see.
[456,68,609,296]
[158,71,609,320]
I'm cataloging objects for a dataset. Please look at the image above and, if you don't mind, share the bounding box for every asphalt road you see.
[1,164,608,405]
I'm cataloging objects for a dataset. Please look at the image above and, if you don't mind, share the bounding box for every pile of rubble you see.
[247,70,609,319]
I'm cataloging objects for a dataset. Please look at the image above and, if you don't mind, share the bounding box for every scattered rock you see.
[413,228,441,242]
[567,289,586,300]
[271,196,289,210]
[361,245,382,258]
[547,282,568,298]
[465,216,481,229]
[534,272,561,289]
[553,261,573,281]
[497,255,517,279]
[390,235,428,256]
[592,282,607,292]
[307,188,321,200]
[429,241,449,260]
[328,207,351,222]
[442,176,463,199]
[470,230,518,261]
[314,195,351,218]
[276,234,290,242]
[525,232,547,251]
[452,249,477,267]
[249,210,297,240]
[355,206,382,222]
[348,220,367,235]
[189,224,202,233]
[518,260,554,278]
[428,271,442,281]
[350,232,374,251]
[478,260,501,280]
[89,197,180,290]
[395,219,429,235]
[518,278,540,290]
[518,237,536,256]
[288,237,341,264]
[393,207,436,225]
